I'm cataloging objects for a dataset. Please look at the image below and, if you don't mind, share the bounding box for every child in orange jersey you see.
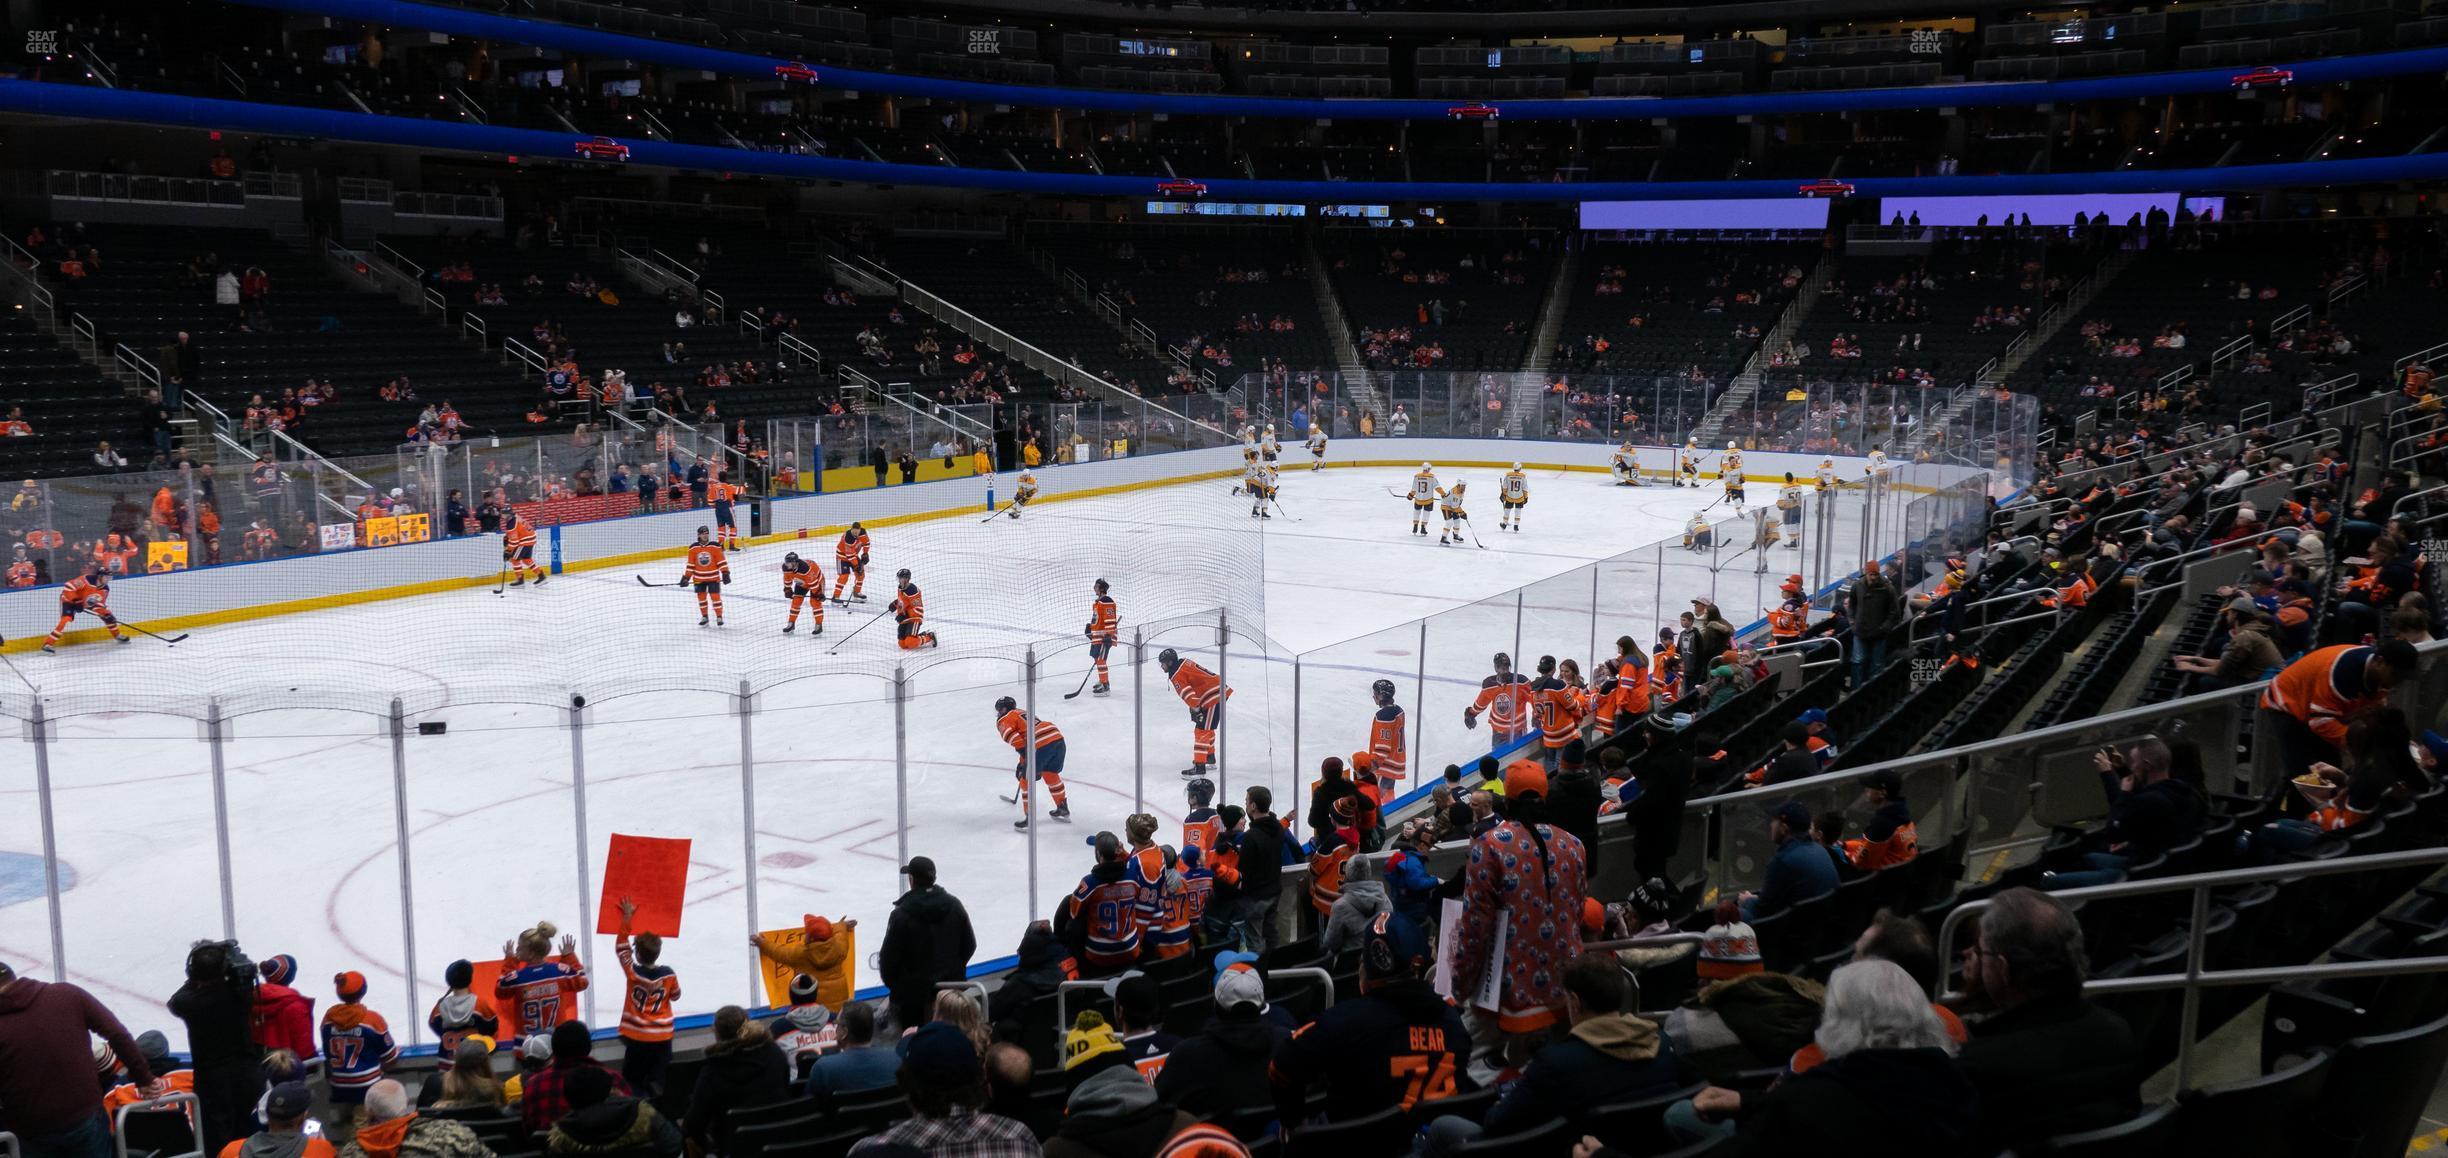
[612,897,680,1096]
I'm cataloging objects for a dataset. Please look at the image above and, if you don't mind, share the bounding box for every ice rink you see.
[1,463,1867,1045]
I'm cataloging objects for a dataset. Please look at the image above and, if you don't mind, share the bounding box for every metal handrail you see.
[1056,966,1335,1029]
[777,332,823,371]
[503,335,548,375]
[114,343,162,389]
[462,312,488,345]
[1934,847,2448,1089]
[2396,340,2448,374]
[373,240,424,282]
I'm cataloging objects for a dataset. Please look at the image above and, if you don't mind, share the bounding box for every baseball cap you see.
[2226,596,2259,616]
[1214,965,1268,1014]
[1771,801,1812,829]
[265,1082,313,1120]
[135,1030,173,1067]
[900,856,936,878]
[904,1021,984,1086]
[1502,759,1548,800]
[1212,949,1260,981]
[520,1034,554,1062]
[1859,769,1904,795]
[1360,910,1430,981]
[1798,707,1828,726]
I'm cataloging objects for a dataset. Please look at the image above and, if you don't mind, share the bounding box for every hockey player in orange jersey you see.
[42,568,131,653]
[893,568,939,649]
[1462,651,1533,746]
[1364,678,1407,797]
[679,526,731,627]
[995,695,1070,829]
[831,522,870,602]
[1159,647,1230,779]
[501,509,547,586]
[780,551,823,636]
[1085,578,1120,695]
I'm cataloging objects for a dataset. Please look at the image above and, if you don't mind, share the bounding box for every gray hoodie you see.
[1319,879,1392,957]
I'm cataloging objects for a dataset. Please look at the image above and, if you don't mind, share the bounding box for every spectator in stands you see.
[0,957,163,1158]
[1955,888,2140,1151]
[1230,787,1291,954]
[2171,601,2282,691]
[1849,564,1901,687]
[546,1065,678,1158]
[879,856,977,1035]
[1319,855,1391,959]
[1452,761,1589,1068]
[337,1081,489,1158]
[1844,770,1918,872]
[869,445,887,488]
[433,1041,504,1112]
[1154,964,1286,1118]
[1546,742,1604,872]
[1271,911,1474,1127]
[216,269,242,326]
[1046,1067,1214,1158]
[852,1022,1035,1156]
[225,1081,331,1158]
[1446,952,1684,1144]
[1740,801,1837,922]
[2045,737,2203,888]
[91,441,127,471]
[2244,707,2431,860]
[2258,640,2418,772]
[520,1020,628,1137]
[1760,723,1821,785]
[1681,960,1973,1152]
[678,1007,784,1151]
[987,922,1068,1053]
[170,940,265,1157]
[805,1002,896,1099]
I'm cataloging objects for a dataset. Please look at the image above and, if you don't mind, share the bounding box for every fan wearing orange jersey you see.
[893,568,938,649]
[42,568,130,653]
[1527,654,1583,770]
[501,510,546,586]
[1158,647,1230,778]
[780,551,823,636]
[678,526,731,627]
[830,522,870,602]
[1365,678,1408,797]
[6,545,33,588]
[1085,578,1121,695]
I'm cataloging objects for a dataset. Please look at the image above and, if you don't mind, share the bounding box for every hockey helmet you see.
[1157,647,1181,671]
[995,695,1017,715]
[1094,577,1109,594]
[896,568,913,581]
[1727,440,1737,450]
[1511,462,1523,471]
[1420,462,1433,471]
[1492,651,1513,670]
[784,551,802,566]
[696,525,711,537]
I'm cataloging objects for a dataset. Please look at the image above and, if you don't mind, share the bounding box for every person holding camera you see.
[170,940,267,1156]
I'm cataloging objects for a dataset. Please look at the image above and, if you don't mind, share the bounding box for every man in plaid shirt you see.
[850,1022,1037,1157]
[521,1020,633,1136]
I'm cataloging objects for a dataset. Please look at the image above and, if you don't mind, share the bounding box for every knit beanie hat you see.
[259,955,298,987]
[1062,1010,1125,1072]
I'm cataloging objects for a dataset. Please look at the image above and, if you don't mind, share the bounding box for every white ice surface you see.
[1,466,1862,1046]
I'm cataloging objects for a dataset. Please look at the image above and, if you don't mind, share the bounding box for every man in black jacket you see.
[878,856,977,1034]
[1544,741,1604,873]
[1626,732,1700,880]
[2045,737,2204,888]
[1761,723,1821,786]
[168,941,263,1158]
[1850,564,1902,688]
[1155,965,1290,1117]
[1956,887,2141,1153]
[1231,787,1290,953]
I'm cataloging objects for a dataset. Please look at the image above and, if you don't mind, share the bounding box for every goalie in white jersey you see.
[1305,424,1328,471]
[1816,457,1839,494]
[1611,442,1644,487]
[1498,464,1529,531]
[1408,463,1438,537]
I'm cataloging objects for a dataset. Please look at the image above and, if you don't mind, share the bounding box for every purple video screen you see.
[1877,192,2183,226]
[1579,198,1832,231]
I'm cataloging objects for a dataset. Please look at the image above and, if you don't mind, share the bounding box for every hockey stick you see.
[1455,512,1488,550]
[976,502,1013,524]
[1061,663,1099,700]
[636,574,682,589]
[122,621,189,646]
[0,641,36,693]
[491,559,512,596]
[824,604,894,654]
[1269,496,1298,522]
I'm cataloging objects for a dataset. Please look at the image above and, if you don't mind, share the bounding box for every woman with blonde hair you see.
[434,1037,506,1110]
[929,988,993,1059]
